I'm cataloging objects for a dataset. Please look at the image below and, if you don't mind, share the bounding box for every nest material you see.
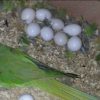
[0,10,100,99]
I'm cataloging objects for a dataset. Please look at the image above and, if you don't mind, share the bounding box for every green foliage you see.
[3,0,14,12]
[80,16,97,36]
[2,0,26,12]
[0,43,98,100]
[54,8,67,20]
[18,34,30,51]
[32,1,54,10]
[95,36,100,51]
[19,34,30,45]
[17,0,26,8]
[84,23,97,36]
[65,51,75,59]
[96,53,100,61]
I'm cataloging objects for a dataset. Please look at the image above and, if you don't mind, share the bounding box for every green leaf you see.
[18,34,30,46]
[0,43,99,100]
[84,23,97,36]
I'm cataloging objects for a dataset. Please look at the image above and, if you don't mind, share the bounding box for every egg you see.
[40,26,54,41]
[21,8,35,24]
[19,94,34,100]
[54,32,68,46]
[36,9,52,21]
[51,18,64,31]
[26,23,41,37]
[67,36,82,51]
[63,24,82,36]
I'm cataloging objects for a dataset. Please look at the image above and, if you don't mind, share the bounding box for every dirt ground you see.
[0,3,100,100]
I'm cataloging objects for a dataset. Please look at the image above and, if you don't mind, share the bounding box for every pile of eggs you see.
[21,8,82,52]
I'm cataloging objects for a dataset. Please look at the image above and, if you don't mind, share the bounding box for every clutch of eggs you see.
[21,8,83,52]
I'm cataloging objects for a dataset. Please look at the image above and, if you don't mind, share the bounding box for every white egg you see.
[67,36,82,52]
[40,26,54,41]
[19,94,34,100]
[26,23,41,37]
[63,24,82,36]
[54,32,68,46]
[36,9,52,21]
[51,18,64,31]
[21,8,35,24]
